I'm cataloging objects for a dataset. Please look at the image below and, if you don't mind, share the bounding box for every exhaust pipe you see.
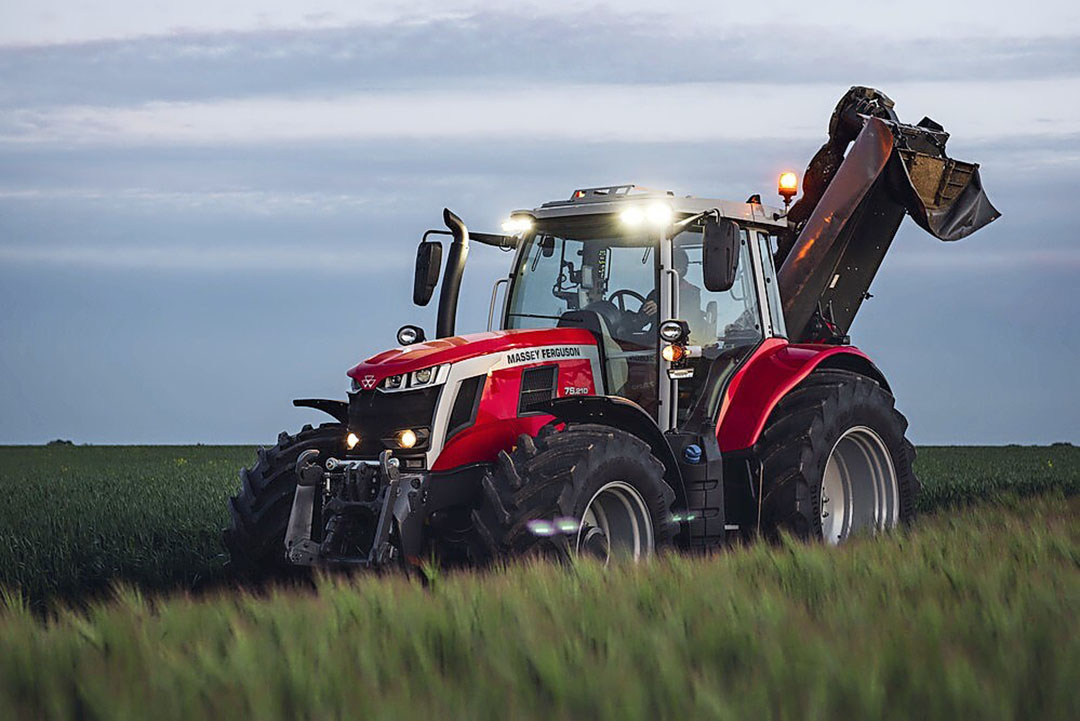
[437,208,469,338]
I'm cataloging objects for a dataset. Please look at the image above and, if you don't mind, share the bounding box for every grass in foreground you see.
[0,443,1077,606]
[1,496,1077,721]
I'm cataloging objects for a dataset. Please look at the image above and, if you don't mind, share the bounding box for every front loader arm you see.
[776,86,1001,343]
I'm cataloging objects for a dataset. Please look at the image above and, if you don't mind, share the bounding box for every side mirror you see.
[413,240,443,306]
[702,217,740,292]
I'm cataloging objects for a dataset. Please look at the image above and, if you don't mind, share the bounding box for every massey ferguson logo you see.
[504,345,583,366]
[360,374,377,390]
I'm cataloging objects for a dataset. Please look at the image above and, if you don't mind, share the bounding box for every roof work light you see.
[501,216,534,234]
[620,202,672,228]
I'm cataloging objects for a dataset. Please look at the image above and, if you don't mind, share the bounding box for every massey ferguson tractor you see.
[225,87,999,574]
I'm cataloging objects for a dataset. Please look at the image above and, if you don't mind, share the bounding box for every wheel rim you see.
[575,481,654,563]
[820,426,899,544]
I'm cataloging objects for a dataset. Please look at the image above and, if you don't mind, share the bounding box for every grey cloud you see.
[1,13,1078,108]
[4,131,1076,190]
[1,133,1074,259]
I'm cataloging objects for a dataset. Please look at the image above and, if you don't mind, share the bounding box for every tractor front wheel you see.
[472,423,675,563]
[755,369,919,543]
[223,423,346,580]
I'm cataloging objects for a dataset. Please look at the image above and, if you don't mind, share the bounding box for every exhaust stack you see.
[437,208,469,338]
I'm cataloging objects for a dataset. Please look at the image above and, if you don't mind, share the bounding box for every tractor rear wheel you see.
[223,423,345,580]
[472,423,675,563]
[755,369,919,543]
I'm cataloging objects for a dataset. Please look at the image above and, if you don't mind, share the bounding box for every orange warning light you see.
[661,343,686,363]
[778,172,798,201]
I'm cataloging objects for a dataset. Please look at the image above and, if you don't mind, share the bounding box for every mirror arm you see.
[426,229,515,249]
[471,231,519,249]
[671,208,721,234]
[422,229,453,243]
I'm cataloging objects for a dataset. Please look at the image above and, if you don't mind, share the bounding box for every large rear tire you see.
[223,423,345,579]
[472,423,675,563]
[756,369,919,543]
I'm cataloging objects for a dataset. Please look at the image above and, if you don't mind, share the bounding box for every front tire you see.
[223,423,345,579]
[755,369,919,543]
[472,423,675,563]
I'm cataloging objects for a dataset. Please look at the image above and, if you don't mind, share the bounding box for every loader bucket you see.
[777,110,1000,343]
[892,149,1000,241]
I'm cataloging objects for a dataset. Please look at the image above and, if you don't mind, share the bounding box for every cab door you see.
[669,225,770,429]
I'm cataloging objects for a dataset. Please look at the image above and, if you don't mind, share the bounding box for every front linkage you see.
[285,449,427,569]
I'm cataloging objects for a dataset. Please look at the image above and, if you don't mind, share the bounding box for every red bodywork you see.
[348,328,877,469]
[347,328,600,471]
[347,328,596,387]
[432,356,596,471]
[714,338,875,452]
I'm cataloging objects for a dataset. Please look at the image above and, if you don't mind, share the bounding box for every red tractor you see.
[225,87,998,574]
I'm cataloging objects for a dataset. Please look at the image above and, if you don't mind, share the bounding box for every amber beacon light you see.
[778,172,798,208]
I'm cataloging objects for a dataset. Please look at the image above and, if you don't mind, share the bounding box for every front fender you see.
[293,398,349,425]
[715,339,888,452]
[537,396,686,506]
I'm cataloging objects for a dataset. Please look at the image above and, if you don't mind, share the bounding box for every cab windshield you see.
[505,226,658,342]
[504,221,659,411]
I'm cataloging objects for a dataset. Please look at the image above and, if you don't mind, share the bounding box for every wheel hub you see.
[579,525,610,559]
[820,426,899,544]
[575,481,654,562]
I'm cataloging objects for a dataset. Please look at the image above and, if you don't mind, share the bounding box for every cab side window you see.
[757,232,787,338]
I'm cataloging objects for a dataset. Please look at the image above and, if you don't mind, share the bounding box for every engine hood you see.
[346,328,597,389]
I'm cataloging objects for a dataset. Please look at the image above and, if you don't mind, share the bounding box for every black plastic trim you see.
[446,374,487,441]
[816,353,891,392]
[292,398,349,424]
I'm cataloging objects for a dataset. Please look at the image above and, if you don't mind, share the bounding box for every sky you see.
[0,1,1078,445]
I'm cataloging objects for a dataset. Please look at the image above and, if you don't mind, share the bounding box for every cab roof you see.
[513,184,790,229]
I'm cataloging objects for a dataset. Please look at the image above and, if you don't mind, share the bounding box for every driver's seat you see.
[556,310,629,396]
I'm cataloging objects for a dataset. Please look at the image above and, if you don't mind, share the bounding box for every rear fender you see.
[715,340,889,452]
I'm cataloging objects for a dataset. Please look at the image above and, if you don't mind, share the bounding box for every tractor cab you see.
[496,185,789,433]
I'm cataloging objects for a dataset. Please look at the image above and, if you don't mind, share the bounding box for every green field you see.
[0,444,1077,719]
[1,443,1076,607]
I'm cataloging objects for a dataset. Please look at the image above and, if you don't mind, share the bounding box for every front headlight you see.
[379,364,449,393]
[381,427,431,450]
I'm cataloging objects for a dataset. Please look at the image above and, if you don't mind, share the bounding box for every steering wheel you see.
[609,289,646,313]
[606,289,653,336]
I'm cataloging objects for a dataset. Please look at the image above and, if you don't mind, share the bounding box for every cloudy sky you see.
[1,1,1077,444]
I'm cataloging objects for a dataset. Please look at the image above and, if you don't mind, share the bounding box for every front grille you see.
[347,385,441,458]
[518,365,557,415]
